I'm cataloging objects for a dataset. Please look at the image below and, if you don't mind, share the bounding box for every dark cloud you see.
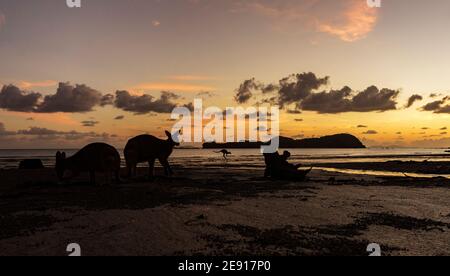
[294,119,304,122]
[17,127,63,136]
[436,106,450,113]
[183,102,195,112]
[362,130,378,135]
[196,91,216,98]
[16,126,117,141]
[26,117,34,121]
[234,78,261,104]
[441,127,447,130]
[37,82,108,113]
[233,79,279,104]
[81,120,99,127]
[422,100,444,111]
[300,86,352,113]
[350,86,399,112]
[115,90,179,114]
[235,72,399,114]
[100,94,115,106]
[0,85,41,112]
[300,86,399,114]
[357,125,368,128]
[257,96,278,106]
[286,109,302,114]
[277,72,329,108]
[114,115,125,120]
[406,94,423,108]
[421,96,450,113]
[261,83,279,94]
[0,83,114,114]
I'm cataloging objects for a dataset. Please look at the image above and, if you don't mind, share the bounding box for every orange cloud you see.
[18,80,58,89]
[152,20,161,27]
[235,0,379,42]
[316,1,378,42]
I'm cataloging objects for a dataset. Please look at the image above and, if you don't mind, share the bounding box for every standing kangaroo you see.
[124,131,179,179]
[55,143,121,185]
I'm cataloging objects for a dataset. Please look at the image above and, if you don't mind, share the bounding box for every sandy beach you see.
[1,161,450,256]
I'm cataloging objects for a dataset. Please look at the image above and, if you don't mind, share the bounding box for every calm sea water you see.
[0,148,449,170]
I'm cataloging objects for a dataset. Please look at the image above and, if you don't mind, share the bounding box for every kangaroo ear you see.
[165,130,172,139]
[56,151,61,159]
[62,152,66,159]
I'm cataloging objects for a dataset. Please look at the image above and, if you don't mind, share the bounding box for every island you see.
[203,134,366,149]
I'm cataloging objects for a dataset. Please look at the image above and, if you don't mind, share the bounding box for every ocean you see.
[0,148,449,170]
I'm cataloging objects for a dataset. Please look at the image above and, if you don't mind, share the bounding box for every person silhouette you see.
[281,151,302,170]
[263,151,310,181]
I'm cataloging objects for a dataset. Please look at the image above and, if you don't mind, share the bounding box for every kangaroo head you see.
[55,151,67,181]
[165,130,180,147]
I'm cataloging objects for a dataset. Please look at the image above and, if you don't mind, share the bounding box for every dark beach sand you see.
[1,162,450,256]
[315,161,450,175]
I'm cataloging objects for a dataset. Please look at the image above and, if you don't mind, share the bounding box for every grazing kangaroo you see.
[55,143,121,185]
[124,131,179,179]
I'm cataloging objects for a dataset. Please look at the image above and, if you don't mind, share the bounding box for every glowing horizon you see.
[1,0,450,149]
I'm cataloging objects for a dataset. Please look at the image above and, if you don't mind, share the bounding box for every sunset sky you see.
[1,0,450,148]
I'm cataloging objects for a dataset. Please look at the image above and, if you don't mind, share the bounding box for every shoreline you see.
[1,164,450,256]
[313,161,450,175]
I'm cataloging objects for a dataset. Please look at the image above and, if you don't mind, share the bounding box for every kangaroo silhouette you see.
[124,131,179,179]
[215,149,232,160]
[55,143,121,185]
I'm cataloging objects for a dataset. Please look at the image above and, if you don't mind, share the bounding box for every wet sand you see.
[1,163,450,256]
[314,161,450,175]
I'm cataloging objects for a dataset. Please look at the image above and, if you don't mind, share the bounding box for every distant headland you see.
[203,134,366,149]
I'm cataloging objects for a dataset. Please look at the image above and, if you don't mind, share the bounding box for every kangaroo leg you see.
[166,161,173,176]
[160,159,173,176]
[115,169,121,184]
[127,163,132,178]
[131,164,137,177]
[128,162,137,178]
[167,159,172,176]
[158,158,165,176]
[68,170,80,184]
[148,159,155,180]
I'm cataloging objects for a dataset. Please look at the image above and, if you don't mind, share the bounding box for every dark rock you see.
[203,134,366,149]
